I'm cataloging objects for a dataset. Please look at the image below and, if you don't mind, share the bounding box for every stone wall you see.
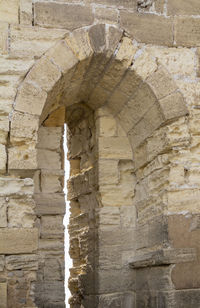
[0,0,200,307]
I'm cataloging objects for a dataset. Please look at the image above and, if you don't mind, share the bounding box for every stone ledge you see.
[129,248,196,269]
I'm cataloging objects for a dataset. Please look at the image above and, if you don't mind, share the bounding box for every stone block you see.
[0,197,7,227]
[0,283,7,308]
[44,257,64,280]
[8,144,38,170]
[41,170,63,193]
[98,136,132,159]
[43,106,65,127]
[132,49,157,81]
[0,255,4,271]
[0,0,19,23]
[159,92,188,121]
[20,0,32,25]
[120,12,173,46]
[37,149,61,170]
[0,228,38,254]
[147,66,177,100]
[0,177,33,196]
[0,22,8,54]
[27,56,61,92]
[98,159,119,185]
[6,254,38,270]
[175,17,200,47]
[37,127,63,151]
[34,193,65,215]
[168,0,200,15]
[15,81,47,116]
[41,215,64,239]
[91,0,136,9]
[10,111,39,144]
[96,116,117,137]
[34,2,94,30]
[46,40,78,74]
[95,7,118,24]
[10,25,67,59]
[88,24,106,53]
[7,197,35,228]
[0,144,6,173]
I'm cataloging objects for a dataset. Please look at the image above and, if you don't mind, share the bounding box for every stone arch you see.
[8,24,189,307]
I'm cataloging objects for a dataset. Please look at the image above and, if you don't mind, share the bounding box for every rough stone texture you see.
[0,4,200,308]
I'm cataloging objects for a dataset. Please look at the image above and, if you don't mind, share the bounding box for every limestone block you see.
[129,104,164,148]
[148,47,196,78]
[34,193,65,215]
[118,83,156,133]
[167,189,200,213]
[88,24,106,53]
[41,170,63,193]
[0,255,4,271]
[0,0,19,23]
[169,165,185,185]
[120,206,136,228]
[26,56,61,92]
[120,12,173,46]
[175,17,200,47]
[44,258,64,280]
[34,2,94,30]
[0,22,8,54]
[168,0,200,15]
[96,116,117,137]
[20,0,32,25]
[98,137,132,159]
[10,111,39,144]
[95,7,118,25]
[107,26,123,56]
[39,238,64,252]
[99,245,122,270]
[90,0,136,9]
[41,215,64,239]
[7,197,35,228]
[0,177,33,196]
[0,283,7,308]
[0,197,7,227]
[8,145,38,170]
[98,206,120,226]
[0,130,8,145]
[37,127,63,151]
[0,228,38,254]
[147,66,177,100]
[98,159,119,185]
[15,81,47,115]
[10,25,68,59]
[0,144,6,173]
[132,49,157,80]
[37,149,61,170]
[6,254,38,270]
[159,92,188,121]
[46,40,78,74]
[0,58,33,75]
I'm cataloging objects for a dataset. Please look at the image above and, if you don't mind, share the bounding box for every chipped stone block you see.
[159,92,188,121]
[0,0,19,23]
[37,127,63,151]
[98,137,132,160]
[34,193,65,215]
[7,197,35,228]
[0,228,38,254]
[0,282,7,308]
[41,215,64,239]
[0,177,33,196]
[37,149,61,170]
[41,170,63,193]
[8,145,38,170]
[20,0,32,25]
[175,17,200,47]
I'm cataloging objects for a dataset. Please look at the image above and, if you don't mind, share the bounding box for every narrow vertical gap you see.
[63,123,72,307]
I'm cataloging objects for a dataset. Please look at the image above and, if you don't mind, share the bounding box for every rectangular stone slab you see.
[0,283,7,308]
[0,228,38,254]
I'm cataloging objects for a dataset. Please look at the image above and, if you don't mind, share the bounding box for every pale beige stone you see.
[0,283,7,308]
[0,144,6,173]
[0,22,8,54]
[98,159,119,185]
[6,254,38,270]
[98,137,132,160]
[169,165,185,185]
[115,37,137,65]
[37,127,63,151]
[147,66,177,100]
[26,56,61,92]
[37,149,61,170]
[10,25,68,59]
[96,116,117,137]
[0,197,7,227]
[95,7,118,25]
[41,215,64,239]
[167,189,200,213]
[0,0,19,23]
[15,81,47,116]
[8,144,38,170]
[10,111,39,144]
[20,0,32,25]
[43,106,65,127]
[0,177,33,196]
[41,170,63,193]
[132,49,157,80]
[159,92,188,121]
[46,40,78,74]
[8,197,35,228]
[0,228,38,254]
[174,17,200,47]
[168,0,200,16]
[0,58,33,75]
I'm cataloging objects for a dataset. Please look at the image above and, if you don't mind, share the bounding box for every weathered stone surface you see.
[37,127,63,151]
[7,197,35,228]
[0,283,7,308]
[35,2,94,30]
[159,92,188,120]
[20,0,32,25]
[6,254,38,270]
[37,149,61,170]
[0,228,38,254]
[0,198,8,227]
[95,7,118,25]
[98,137,132,159]
[168,0,200,16]
[175,17,200,47]
[120,12,173,46]
[0,22,8,54]
[0,177,33,196]
[15,81,47,116]
[41,215,64,239]
[0,0,19,23]
[34,193,65,215]
[41,170,63,193]
[0,144,6,173]
[8,145,38,170]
